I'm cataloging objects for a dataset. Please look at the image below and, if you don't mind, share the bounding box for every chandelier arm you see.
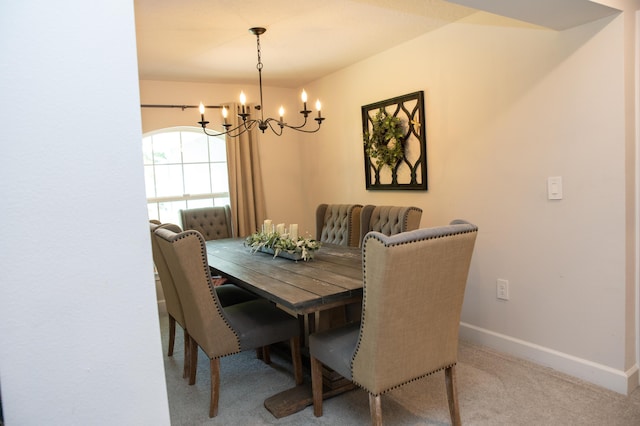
[200,119,258,137]
[282,121,323,133]
[281,114,310,130]
[264,118,284,136]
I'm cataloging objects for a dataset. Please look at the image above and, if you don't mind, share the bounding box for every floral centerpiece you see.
[245,220,321,261]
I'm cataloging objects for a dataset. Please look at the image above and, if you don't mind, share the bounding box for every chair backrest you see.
[351,220,478,395]
[316,204,363,247]
[154,227,240,358]
[149,221,185,327]
[180,206,233,241]
[359,205,422,247]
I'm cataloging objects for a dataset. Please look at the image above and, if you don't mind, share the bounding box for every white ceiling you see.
[133,0,620,88]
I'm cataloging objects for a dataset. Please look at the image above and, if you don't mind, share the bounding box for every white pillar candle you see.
[276,223,285,235]
[264,219,272,234]
[289,224,298,240]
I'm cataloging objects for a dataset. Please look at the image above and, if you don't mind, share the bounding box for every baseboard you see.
[460,322,639,395]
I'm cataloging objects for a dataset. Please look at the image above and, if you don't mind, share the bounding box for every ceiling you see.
[133,0,620,88]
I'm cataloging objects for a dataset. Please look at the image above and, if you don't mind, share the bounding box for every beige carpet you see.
[159,314,640,425]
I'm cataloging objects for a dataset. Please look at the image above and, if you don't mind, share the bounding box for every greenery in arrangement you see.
[245,231,321,261]
[363,108,405,169]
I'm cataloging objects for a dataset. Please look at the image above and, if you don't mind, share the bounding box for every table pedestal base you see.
[264,367,357,418]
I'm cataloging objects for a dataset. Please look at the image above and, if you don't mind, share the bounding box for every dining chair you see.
[309,220,478,426]
[316,203,363,247]
[154,227,304,417]
[150,221,259,379]
[314,203,364,330]
[359,204,422,247]
[180,205,233,241]
[149,221,190,378]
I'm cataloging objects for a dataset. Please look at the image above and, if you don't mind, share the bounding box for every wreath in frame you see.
[363,108,405,169]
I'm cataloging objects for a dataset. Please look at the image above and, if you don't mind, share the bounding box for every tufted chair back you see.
[309,220,478,425]
[359,204,422,247]
[180,206,233,241]
[316,204,363,247]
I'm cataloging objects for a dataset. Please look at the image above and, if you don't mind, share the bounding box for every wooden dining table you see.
[205,237,363,316]
[204,237,363,418]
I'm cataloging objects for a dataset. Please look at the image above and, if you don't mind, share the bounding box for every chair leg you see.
[189,338,198,385]
[311,356,324,417]
[262,345,271,364]
[168,315,176,356]
[289,336,303,385]
[183,330,190,379]
[445,365,461,426]
[209,358,221,418]
[369,393,382,426]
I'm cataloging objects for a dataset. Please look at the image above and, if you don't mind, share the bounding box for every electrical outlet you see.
[497,279,509,300]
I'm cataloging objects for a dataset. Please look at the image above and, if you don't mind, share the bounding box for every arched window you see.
[143,127,229,224]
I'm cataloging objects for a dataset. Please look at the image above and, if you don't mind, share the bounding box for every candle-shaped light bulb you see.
[279,106,285,122]
[301,89,308,110]
[316,99,322,118]
[239,91,246,114]
[221,106,228,125]
[199,102,205,121]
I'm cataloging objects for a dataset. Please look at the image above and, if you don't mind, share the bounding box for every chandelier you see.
[198,27,325,137]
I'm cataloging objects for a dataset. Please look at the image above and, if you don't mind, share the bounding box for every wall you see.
[0,1,170,424]
[301,11,637,394]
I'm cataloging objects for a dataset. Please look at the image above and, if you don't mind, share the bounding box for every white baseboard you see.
[460,322,639,395]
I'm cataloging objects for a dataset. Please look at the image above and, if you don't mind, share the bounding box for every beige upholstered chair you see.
[149,221,190,378]
[359,204,422,247]
[316,204,363,247]
[154,227,303,418]
[150,221,258,381]
[180,205,233,241]
[309,220,478,426]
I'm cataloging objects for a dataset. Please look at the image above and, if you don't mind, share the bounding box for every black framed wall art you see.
[362,91,427,190]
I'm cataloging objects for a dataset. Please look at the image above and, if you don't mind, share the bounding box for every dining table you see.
[205,237,363,316]
[204,237,364,418]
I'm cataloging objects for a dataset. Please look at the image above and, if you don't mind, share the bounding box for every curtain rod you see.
[140,104,223,110]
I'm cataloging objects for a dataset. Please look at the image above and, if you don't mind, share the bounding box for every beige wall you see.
[140,10,638,393]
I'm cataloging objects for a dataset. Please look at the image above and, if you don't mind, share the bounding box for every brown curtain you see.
[225,103,267,237]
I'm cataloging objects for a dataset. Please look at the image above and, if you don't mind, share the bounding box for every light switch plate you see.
[547,176,563,200]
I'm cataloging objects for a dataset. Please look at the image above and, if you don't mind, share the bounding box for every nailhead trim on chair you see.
[403,207,422,231]
[352,364,456,397]
[352,220,478,395]
[177,230,242,353]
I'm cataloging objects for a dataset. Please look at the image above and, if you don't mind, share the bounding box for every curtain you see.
[225,103,267,237]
